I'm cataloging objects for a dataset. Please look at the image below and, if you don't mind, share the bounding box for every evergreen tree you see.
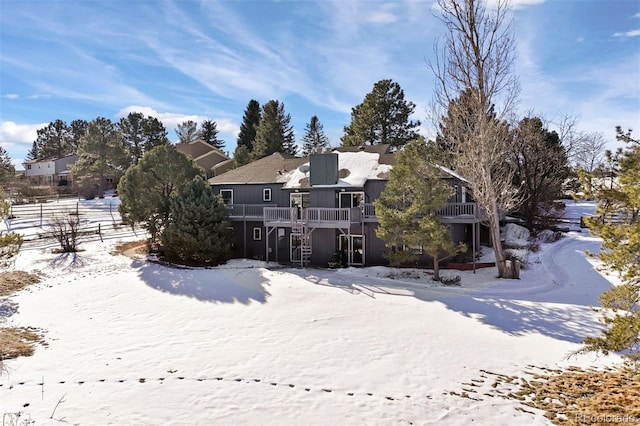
[175,120,198,144]
[374,138,465,281]
[161,176,232,265]
[142,116,170,152]
[0,191,22,268]
[119,112,170,165]
[436,87,489,168]
[33,119,72,159]
[341,79,420,149]
[25,141,41,161]
[511,116,569,230]
[69,119,88,153]
[118,144,204,246]
[0,147,15,187]
[236,99,261,154]
[251,100,295,161]
[74,117,129,198]
[119,112,146,165]
[233,145,251,167]
[199,119,225,150]
[579,127,640,367]
[301,116,330,156]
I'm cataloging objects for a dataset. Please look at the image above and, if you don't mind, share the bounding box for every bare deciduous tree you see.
[554,113,588,166]
[430,0,521,278]
[575,131,607,174]
[45,214,83,253]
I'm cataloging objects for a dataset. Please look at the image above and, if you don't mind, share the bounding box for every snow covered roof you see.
[281,150,392,189]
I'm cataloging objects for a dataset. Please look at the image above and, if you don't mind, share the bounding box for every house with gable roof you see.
[176,139,234,179]
[208,145,486,267]
[23,154,78,186]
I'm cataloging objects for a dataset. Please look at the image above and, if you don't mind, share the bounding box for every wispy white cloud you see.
[117,106,239,143]
[367,3,399,24]
[613,29,640,38]
[2,94,19,99]
[0,121,46,149]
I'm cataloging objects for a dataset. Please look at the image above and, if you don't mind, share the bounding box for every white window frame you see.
[263,188,272,202]
[220,189,233,205]
[253,227,262,240]
[338,191,365,208]
[290,192,310,208]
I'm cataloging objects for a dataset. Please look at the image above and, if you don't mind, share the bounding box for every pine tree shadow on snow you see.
[133,260,271,304]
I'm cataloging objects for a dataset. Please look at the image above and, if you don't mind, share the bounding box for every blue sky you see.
[1,0,639,168]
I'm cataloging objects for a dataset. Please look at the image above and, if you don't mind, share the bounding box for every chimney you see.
[309,152,338,186]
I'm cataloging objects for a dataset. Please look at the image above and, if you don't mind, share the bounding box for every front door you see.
[338,234,364,266]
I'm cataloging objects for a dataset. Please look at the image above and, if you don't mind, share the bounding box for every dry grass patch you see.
[113,240,148,257]
[482,366,640,425]
[0,271,40,297]
[0,327,47,360]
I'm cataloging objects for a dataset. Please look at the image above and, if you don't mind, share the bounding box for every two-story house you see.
[208,145,485,268]
[23,154,78,186]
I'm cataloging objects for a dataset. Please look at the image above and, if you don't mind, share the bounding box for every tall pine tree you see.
[119,112,169,165]
[0,147,15,187]
[375,138,464,281]
[341,79,420,149]
[301,115,330,156]
[236,100,261,153]
[199,119,225,151]
[251,100,295,161]
[118,144,204,245]
[579,127,640,366]
[30,120,72,159]
[74,117,129,197]
[234,100,261,166]
[511,116,569,230]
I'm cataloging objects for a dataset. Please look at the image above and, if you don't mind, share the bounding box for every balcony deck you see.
[225,202,483,226]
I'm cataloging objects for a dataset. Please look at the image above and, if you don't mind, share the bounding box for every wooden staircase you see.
[292,213,312,267]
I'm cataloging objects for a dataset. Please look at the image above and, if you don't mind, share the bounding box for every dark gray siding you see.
[363,180,387,203]
[310,188,337,208]
[310,228,337,266]
[212,183,284,205]
[362,223,388,265]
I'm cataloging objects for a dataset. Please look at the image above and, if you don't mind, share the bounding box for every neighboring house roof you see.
[433,164,469,183]
[23,153,77,165]
[176,140,231,175]
[209,152,307,185]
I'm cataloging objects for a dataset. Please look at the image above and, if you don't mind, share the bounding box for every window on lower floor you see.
[253,227,262,240]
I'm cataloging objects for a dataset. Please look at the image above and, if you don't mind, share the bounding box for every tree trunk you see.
[488,204,507,278]
[433,257,440,281]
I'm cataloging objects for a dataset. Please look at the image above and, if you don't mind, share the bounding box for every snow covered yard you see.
[0,202,622,425]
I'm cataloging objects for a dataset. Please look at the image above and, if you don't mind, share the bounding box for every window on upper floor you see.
[263,188,272,202]
[339,191,364,208]
[220,189,233,205]
[290,192,310,208]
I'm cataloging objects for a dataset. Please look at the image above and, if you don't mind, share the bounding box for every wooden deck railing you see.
[225,202,482,223]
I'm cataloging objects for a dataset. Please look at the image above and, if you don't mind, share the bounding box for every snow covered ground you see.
[0,200,621,425]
